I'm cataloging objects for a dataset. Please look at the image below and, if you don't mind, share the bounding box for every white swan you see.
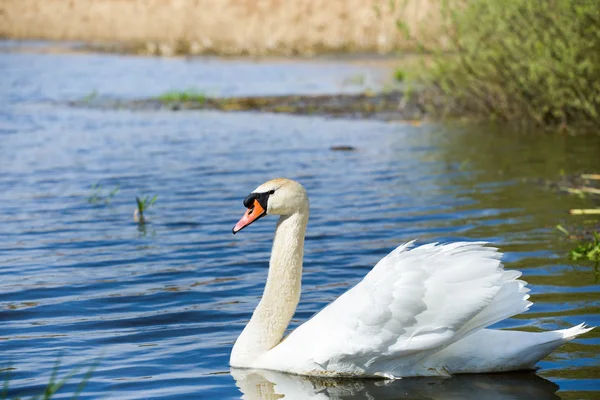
[230,178,593,378]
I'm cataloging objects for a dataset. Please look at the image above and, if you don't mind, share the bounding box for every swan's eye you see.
[269,190,275,195]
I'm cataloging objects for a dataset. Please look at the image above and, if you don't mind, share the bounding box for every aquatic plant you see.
[158,90,206,104]
[87,183,119,204]
[1,359,96,400]
[393,68,406,82]
[556,173,600,214]
[81,89,98,103]
[556,226,600,261]
[398,0,600,130]
[569,232,600,261]
[135,195,158,223]
[343,74,366,86]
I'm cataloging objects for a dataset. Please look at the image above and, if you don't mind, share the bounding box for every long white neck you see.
[230,209,308,367]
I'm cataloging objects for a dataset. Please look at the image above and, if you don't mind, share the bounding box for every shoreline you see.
[0,39,420,68]
[69,91,427,123]
[7,40,595,133]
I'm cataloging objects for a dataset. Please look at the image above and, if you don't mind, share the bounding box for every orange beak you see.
[232,199,266,234]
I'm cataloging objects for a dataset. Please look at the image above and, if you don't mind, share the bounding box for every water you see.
[1,44,599,399]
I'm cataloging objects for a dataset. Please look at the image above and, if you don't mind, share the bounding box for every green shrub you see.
[406,0,600,129]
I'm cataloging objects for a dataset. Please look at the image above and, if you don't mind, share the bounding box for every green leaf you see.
[136,196,144,213]
[556,224,570,236]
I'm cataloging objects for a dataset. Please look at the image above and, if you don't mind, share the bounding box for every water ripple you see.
[0,48,599,399]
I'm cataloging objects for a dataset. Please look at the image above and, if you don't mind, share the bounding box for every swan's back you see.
[259,242,539,377]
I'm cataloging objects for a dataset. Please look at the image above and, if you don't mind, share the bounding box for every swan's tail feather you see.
[559,323,595,340]
[455,268,531,340]
[424,324,594,375]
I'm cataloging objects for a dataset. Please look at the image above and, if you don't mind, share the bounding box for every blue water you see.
[1,44,599,399]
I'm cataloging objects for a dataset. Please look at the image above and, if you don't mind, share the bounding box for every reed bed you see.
[0,0,445,55]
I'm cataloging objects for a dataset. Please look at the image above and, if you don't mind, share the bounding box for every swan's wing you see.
[260,241,530,377]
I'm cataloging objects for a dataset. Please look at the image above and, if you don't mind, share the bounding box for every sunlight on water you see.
[0,47,598,399]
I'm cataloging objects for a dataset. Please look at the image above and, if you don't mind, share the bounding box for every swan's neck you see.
[231,210,308,366]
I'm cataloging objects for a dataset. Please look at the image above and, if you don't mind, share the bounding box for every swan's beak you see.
[232,199,266,234]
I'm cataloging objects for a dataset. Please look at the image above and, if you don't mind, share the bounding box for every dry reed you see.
[0,0,445,55]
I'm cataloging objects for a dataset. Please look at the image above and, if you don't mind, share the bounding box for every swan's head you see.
[232,178,308,234]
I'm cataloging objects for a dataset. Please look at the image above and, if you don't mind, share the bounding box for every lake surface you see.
[1,42,599,399]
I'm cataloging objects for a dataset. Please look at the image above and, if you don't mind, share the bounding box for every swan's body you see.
[230,178,593,378]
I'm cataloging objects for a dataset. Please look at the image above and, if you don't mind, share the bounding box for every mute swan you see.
[230,178,593,378]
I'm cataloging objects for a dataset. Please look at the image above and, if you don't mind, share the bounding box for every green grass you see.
[2,359,97,400]
[393,68,406,82]
[135,195,157,223]
[158,90,207,104]
[399,0,600,130]
[87,183,119,204]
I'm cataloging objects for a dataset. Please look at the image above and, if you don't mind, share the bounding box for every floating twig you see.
[559,186,600,196]
[559,186,585,195]
[569,209,600,215]
[581,174,600,180]
[580,187,600,195]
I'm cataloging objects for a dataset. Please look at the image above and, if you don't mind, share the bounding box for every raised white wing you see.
[259,241,531,377]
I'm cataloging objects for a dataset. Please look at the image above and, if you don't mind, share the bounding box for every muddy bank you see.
[70,91,426,121]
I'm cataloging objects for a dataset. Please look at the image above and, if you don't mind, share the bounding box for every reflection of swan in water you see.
[231,368,560,400]
[231,178,593,377]
[231,368,561,399]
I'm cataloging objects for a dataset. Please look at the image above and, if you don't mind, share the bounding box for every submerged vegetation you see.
[555,173,600,262]
[402,0,600,130]
[556,173,600,215]
[81,89,98,103]
[557,226,600,262]
[87,183,119,204]
[569,233,600,261]
[1,360,96,400]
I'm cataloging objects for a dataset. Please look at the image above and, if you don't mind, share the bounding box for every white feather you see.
[259,241,540,376]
